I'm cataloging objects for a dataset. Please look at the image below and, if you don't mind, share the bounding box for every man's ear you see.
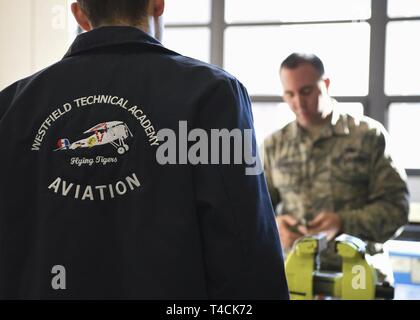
[71,2,92,31]
[324,78,330,90]
[154,0,165,17]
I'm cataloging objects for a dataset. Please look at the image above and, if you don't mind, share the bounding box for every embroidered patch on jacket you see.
[30,94,160,202]
[54,121,133,155]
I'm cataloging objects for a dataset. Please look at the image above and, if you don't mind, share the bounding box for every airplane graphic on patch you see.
[55,121,133,155]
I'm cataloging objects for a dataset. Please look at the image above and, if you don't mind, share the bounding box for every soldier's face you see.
[280,63,329,129]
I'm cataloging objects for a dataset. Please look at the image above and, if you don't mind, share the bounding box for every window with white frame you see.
[386,0,420,171]
[164,0,420,172]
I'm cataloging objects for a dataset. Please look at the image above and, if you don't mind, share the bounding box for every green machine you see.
[285,233,394,300]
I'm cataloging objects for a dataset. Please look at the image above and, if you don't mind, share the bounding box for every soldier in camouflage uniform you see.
[263,53,409,271]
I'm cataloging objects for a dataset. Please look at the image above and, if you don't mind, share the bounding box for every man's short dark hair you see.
[280,53,325,78]
[77,0,150,27]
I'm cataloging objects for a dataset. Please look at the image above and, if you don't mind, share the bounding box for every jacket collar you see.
[63,26,172,59]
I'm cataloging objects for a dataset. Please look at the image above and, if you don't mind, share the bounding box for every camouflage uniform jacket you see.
[263,111,409,252]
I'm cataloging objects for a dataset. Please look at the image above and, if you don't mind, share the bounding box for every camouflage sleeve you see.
[338,127,409,243]
[262,137,282,212]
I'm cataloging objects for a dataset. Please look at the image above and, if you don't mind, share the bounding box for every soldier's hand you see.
[307,211,342,241]
[275,215,305,250]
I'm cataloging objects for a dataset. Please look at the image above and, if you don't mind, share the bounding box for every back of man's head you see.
[280,52,325,78]
[77,0,150,27]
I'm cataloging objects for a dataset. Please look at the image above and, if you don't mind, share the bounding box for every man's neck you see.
[95,19,149,33]
[93,18,162,41]
[303,113,332,139]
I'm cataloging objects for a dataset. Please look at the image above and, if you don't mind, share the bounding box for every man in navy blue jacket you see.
[0,0,289,299]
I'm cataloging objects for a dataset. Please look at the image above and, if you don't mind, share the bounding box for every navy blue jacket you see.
[0,26,288,299]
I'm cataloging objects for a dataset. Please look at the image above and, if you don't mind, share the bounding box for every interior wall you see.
[0,0,74,90]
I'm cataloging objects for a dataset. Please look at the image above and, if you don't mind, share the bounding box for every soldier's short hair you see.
[77,0,150,27]
[281,53,325,78]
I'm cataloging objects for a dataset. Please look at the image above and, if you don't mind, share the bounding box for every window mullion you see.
[368,0,388,126]
[210,0,225,67]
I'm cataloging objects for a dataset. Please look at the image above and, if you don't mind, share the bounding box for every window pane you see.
[225,0,371,23]
[252,103,295,145]
[163,28,210,63]
[388,103,420,169]
[334,102,364,118]
[164,0,210,24]
[385,22,420,96]
[252,102,364,146]
[388,0,420,18]
[224,23,370,96]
